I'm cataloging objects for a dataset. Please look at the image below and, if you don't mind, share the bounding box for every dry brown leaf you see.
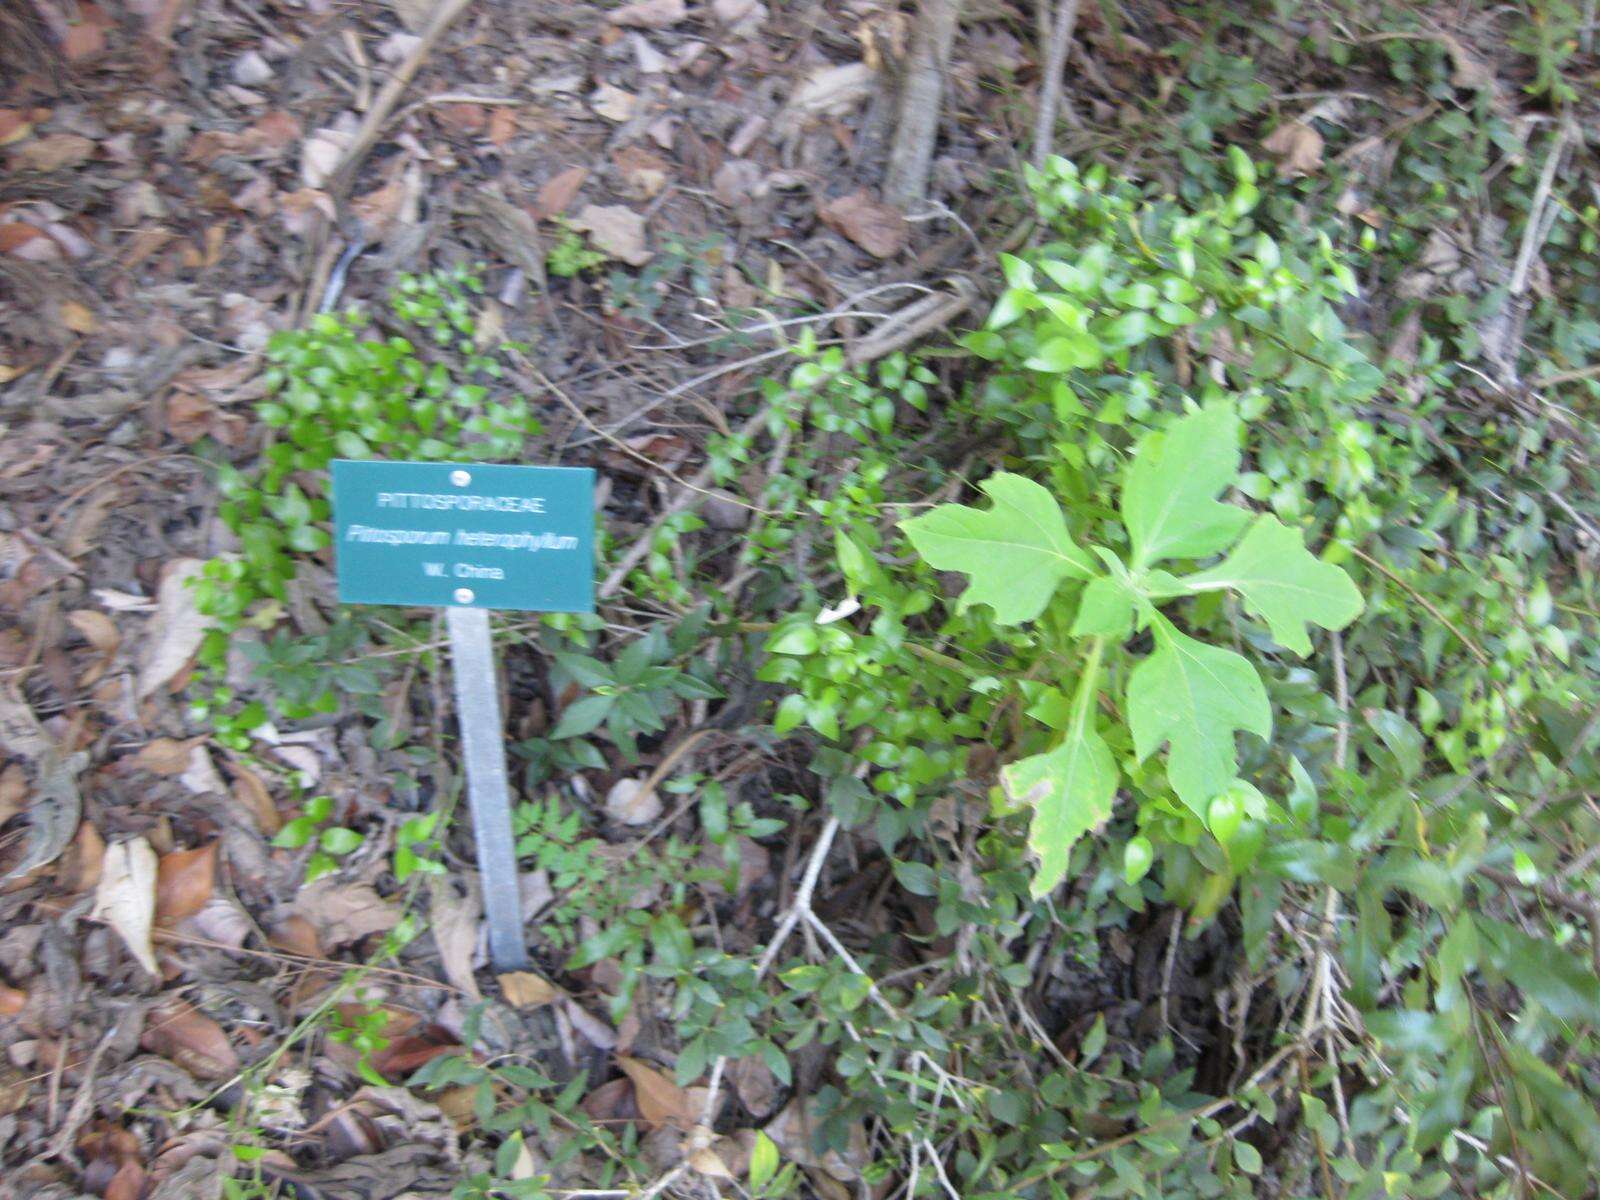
[604,777,662,826]
[780,63,876,131]
[617,1055,692,1130]
[180,744,226,796]
[67,609,119,655]
[427,875,482,1002]
[579,1076,635,1122]
[1261,121,1323,177]
[1439,33,1494,90]
[0,223,57,260]
[764,1095,867,1182]
[0,984,25,1015]
[178,896,253,950]
[608,0,686,28]
[131,737,206,776]
[614,146,670,199]
[93,838,160,976]
[0,110,34,147]
[571,204,652,267]
[533,166,588,220]
[60,820,105,893]
[62,3,113,60]
[292,879,401,948]
[591,83,639,123]
[487,106,518,147]
[369,1026,460,1079]
[388,0,436,32]
[165,390,226,445]
[57,300,97,335]
[1,224,60,261]
[232,764,281,836]
[142,998,239,1080]
[9,134,95,173]
[269,914,324,958]
[300,129,351,190]
[818,191,907,258]
[499,970,559,1008]
[155,842,218,923]
[249,111,302,157]
[137,559,205,698]
[435,103,487,135]
[728,1054,777,1117]
[0,763,28,827]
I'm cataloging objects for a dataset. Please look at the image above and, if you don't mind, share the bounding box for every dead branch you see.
[1030,0,1082,168]
[599,279,976,599]
[883,0,963,211]
[330,0,475,197]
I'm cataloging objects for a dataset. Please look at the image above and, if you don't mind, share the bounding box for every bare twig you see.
[1479,865,1600,978]
[330,0,474,197]
[599,281,975,600]
[1509,121,1572,299]
[698,813,844,1124]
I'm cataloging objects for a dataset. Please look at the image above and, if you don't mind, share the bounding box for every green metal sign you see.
[331,460,595,612]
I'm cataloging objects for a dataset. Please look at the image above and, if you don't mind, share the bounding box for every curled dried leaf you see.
[93,838,160,976]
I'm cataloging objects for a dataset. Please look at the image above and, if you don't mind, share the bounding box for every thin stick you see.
[698,814,843,1124]
[1509,121,1570,298]
[598,281,975,600]
[330,0,474,197]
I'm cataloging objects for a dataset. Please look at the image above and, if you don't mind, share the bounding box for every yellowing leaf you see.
[58,300,96,334]
[1126,616,1271,817]
[499,970,559,1008]
[1180,515,1363,654]
[1120,407,1250,569]
[94,838,160,976]
[901,473,1094,624]
[1005,724,1116,896]
[1003,643,1115,897]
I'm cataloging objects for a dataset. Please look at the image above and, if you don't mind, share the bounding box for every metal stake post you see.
[445,605,528,971]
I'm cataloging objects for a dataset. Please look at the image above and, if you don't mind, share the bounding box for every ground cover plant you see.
[1,3,1598,1200]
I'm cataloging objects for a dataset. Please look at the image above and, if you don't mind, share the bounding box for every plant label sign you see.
[331,460,595,612]
[330,459,596,972]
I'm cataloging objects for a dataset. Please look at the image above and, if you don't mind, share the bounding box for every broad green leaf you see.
[1002,642,1115,896]
[1126,617,1271,816]
[1070,575,1136,638]
[901,473,1094,625]
[1180,515,1363,654]
[1024,333,1102,373]
[748,1132,779,1190]
[1121,407,1251,569]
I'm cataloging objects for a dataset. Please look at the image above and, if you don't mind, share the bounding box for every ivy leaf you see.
[1180,515,1364,654]
[1121,407,1250,569]
[1002,691,1116,896]
[902,473,1094,625]
[1126,617,1271,817]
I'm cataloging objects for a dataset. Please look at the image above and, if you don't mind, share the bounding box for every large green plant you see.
[904,405,1362,893]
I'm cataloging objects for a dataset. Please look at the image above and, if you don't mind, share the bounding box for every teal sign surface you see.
[331,461,595,612]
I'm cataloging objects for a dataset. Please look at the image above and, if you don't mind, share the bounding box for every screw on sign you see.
[332,460,596,969]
